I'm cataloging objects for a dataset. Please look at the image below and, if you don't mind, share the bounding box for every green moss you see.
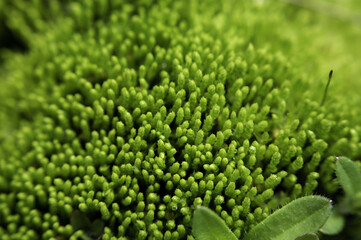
[0,0,360,239]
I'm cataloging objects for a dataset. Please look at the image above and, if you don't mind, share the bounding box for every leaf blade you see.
[320,210,345,235]
[192,206,238,240]
[336,156,361,197]
[243,196,332,240]
[88,219,105,238]
[71,211,92,232]
[295,233,319,240]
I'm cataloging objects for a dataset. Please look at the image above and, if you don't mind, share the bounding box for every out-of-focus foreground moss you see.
[0,0,360,239]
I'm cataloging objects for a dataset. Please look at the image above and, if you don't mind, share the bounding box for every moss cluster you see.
[0,0,360,239]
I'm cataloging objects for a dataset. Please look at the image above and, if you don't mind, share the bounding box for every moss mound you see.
[0,0,360,239]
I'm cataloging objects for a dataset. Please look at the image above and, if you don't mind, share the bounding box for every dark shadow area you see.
[0,21,28,53]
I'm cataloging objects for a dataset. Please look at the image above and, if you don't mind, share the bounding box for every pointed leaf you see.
[192,206,237,240]
[336,157,361,197]
[71,211,92,231]
[320,210,345,235]
[88,219,105,238]
[295,233,319,240]
[244,196,332,240]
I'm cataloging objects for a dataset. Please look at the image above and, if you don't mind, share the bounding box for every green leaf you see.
[192,206,238,240]
[243,196,332,240]
[295,233,319,240]
[336,157,361,197]
[71,211,92,232]
[70,211,104,240]
[320,210,345,235]
[351,192,361,214]
[88,219,105,238]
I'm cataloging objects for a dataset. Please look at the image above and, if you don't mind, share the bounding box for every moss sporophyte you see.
[0,0,361,240]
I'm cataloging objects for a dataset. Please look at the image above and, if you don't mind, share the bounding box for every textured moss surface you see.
[0,0,360,239]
